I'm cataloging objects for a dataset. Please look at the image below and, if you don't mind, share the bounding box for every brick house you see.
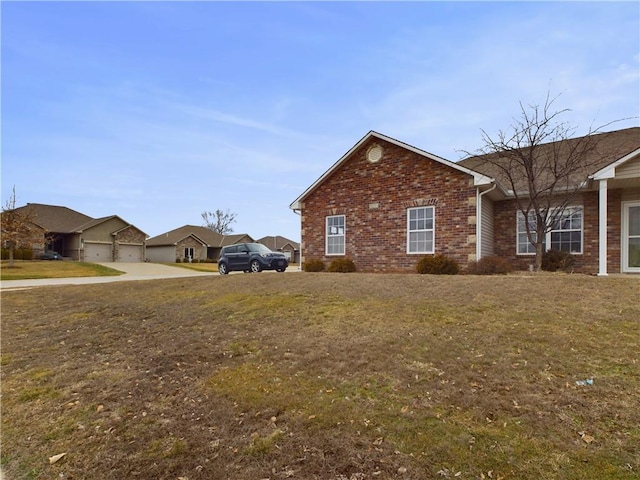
[256,236,301,263]
[4,203,147,262]
[145,225,253,263]
[290,128,640,275]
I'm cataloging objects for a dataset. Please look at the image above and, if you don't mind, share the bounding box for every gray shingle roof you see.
[458,127,640,192]
[13,203,93,233]
[257,235,300,250]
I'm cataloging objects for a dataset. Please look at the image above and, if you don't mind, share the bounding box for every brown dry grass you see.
[0,261,123,280]
[1,273,639,479]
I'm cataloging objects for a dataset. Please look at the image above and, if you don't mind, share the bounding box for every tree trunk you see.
[535,242,544,272]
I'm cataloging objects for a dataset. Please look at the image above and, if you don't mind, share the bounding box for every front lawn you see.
[1,273,638,479]
[0,260,124,280]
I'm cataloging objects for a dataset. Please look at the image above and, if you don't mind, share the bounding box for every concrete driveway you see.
[0,262,216,291]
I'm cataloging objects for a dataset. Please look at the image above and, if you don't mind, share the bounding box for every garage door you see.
[118,245,144,262]
[85,243,113,262]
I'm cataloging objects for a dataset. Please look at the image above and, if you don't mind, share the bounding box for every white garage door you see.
[85,243,113,262]
[118,245,144,262]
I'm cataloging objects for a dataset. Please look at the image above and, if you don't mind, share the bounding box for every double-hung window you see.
[517,207,583,255]
[407,206,434,254]
[517,212,542,254]
[550,208,582,253]
[326,215,345,255]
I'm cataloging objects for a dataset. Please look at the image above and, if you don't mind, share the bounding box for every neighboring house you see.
[6,203,147,262]
[257,235,301,263]
[290,128,640,275]
[145,225,253,263]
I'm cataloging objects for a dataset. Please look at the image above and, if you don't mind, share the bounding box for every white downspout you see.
[598,179,608,276]
[294,209,302,271]
[477,184,497,260]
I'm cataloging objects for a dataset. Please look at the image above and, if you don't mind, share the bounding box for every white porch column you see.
[598,179,608,276]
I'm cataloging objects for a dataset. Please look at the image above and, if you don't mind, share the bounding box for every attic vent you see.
[367,144,383,163]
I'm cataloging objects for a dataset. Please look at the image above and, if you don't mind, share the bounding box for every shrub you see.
[302,259,325,272]
[1,247,33,260]
[416,254,459,275]
[542,249,575,272]
[466,256,513,275]
[327,258,356,273]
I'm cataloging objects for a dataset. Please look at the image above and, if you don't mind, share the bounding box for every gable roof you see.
[9,203,148,237]
[290,130,494,210]
[146,226,254,247]
[257,235,300,251]
[458,127,640,193]
[220,233,254,246]
[13,203,93,233]
[146,225,224,247]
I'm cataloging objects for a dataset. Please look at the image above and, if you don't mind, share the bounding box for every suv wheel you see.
[250,260,262,273]
[218,262,229,275]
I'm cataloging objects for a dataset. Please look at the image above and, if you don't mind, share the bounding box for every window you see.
[517,212,543,254]
[184,247,194,259]
[407,207,434,254]
[550,208,583,253]
[517,207,583,255]
[326,215,345,255]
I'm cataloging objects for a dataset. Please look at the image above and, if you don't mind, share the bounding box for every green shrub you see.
[466,256,513,275]
[327,258,356,273]
[416,254,459,275]
[542,249,575,272]
[302,259,325,272]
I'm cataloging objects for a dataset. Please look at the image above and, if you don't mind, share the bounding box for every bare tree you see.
[201,209,237,234]
[1,187,41,267]
[465,93,611,271]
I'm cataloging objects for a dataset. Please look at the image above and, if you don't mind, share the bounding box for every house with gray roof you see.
[7,203,147,262]
[291,127,640,275]
[256,236,300,263]
[146,225,253,263]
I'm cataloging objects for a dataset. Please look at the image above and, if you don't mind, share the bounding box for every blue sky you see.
[2,1,639,242]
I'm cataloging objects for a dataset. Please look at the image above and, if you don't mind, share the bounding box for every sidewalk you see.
[0,262,216,291]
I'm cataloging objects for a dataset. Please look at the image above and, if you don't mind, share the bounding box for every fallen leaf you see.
[96,404,104,412]
[49,452,67,464]
[580,432,595,444]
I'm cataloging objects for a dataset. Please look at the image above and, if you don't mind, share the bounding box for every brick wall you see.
[493,190,625,274]
[177,237,207,262]
[300,139,478,272]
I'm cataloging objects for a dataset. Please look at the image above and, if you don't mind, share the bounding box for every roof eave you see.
[590,147,640,180]
[290,130,496,210]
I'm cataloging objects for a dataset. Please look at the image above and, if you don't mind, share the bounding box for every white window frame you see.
[326,215,345,256]
[622,201,640,273]
[407,206,435,254]
[516,207,583,256]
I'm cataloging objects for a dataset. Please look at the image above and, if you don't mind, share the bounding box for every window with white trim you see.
[407,206,434,254]
[550,207,583,253]
[326,215,345,255]
[517,207,583,255]
[517,212,543,254]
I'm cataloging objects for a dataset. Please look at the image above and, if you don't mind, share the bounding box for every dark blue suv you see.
[218,243,288,275]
